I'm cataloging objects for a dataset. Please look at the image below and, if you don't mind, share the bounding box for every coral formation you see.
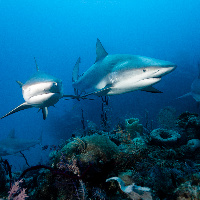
[174,173,200,200]
[150,128,181,146]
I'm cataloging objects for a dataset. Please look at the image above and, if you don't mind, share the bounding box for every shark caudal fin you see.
[1,102,33,119]
[95,38,108,63]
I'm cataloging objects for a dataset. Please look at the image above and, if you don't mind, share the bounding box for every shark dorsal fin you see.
[8,129,16,138]
[95,38,108,63]
[72,57,81,83]
[16,81,24,88]
[42,107,48,120]
[34,57,39,71]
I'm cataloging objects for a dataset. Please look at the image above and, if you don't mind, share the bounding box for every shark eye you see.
[143,69,146,72]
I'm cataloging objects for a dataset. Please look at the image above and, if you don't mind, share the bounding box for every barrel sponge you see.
[125,118,143,139]
[186,139,200,152]
[150,128,181,146]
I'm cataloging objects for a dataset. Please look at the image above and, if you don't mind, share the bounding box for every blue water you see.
[0,0,200,169]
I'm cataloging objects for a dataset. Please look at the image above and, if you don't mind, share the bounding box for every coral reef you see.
[2,111,200,199]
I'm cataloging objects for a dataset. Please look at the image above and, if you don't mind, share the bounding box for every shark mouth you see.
[29,91,61,100]
[28,92,62,107]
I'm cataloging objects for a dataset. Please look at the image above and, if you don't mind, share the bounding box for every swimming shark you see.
[178,63,200,102]
[1,58,77,120]
[72,39,176,96]
[0,129,41,156]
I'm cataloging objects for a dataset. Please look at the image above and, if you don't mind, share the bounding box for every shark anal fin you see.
[1,102,33,119]
[16,81,24,88]
[42,107,48,120]
[72,57,81,83]
[95,38,108,63]
[141,86,162,93]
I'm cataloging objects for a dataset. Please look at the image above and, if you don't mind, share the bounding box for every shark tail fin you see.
[95,38,108,63]
[16,81,24,88]
[42,107,48,120]
[72,57,81,83]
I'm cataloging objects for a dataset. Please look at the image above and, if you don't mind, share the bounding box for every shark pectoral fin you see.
[42,107,48,120]
[16,81,24,88]
[1,102,33,119]
[82,85,112,97]
[141,86,162,93]
[72,57,81,83]
[95,38,108,62]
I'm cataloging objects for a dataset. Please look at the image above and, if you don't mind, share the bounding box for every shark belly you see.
[107,77,161,95]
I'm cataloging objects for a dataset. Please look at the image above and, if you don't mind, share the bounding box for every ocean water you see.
[0,0,200,191]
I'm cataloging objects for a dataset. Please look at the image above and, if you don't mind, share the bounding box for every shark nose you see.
[168,65,177,72]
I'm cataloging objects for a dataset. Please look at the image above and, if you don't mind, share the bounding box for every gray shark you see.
[1,59,77,120]
[72,39,176,96]
[178,63,200,102]
[0,129,41,156]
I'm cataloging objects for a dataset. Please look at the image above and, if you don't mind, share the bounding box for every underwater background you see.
[0,0,200,199]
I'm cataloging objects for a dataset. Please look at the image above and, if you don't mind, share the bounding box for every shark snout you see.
[153,65,176,77]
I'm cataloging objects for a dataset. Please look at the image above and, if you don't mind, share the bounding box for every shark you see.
[1,58,78,120]
[0,129,41,156]
[72,39,176,96]
[178,63,200,102]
